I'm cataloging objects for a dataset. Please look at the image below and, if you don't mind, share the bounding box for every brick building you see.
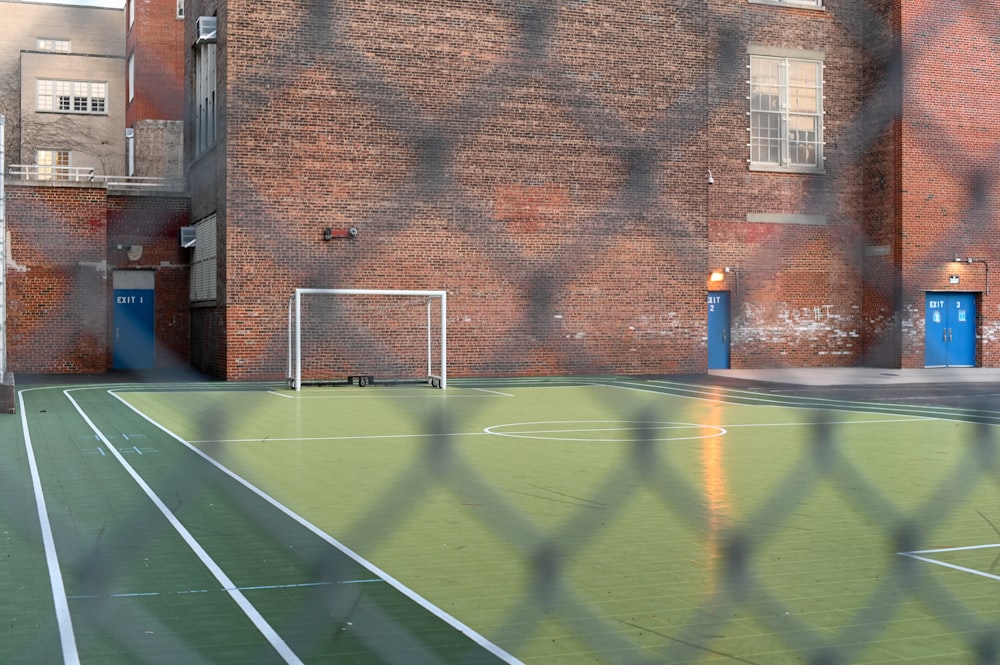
[181,0,887,381]
[4,183,190,375]
[1,0,191,402]
[0,0,126,175]
[125,0,185,181]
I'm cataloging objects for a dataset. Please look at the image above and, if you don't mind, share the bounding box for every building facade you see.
[0,0,126,176]
[125,0,185,181]
[180,0,881,381]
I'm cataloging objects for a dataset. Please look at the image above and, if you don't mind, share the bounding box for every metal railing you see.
[7,164,184,192]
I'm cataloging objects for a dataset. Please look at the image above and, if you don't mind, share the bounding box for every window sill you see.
[749,163,826,175]
[748,0,825,10]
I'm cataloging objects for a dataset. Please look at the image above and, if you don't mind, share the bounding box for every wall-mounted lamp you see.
[707,169,715,185]
[951,255,989,293]
[709,266,739,293]
[323,227,358,241]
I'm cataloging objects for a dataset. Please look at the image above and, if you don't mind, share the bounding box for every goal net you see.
[287,288,447,390]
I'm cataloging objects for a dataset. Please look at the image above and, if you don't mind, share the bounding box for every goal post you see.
[287,288,447,391]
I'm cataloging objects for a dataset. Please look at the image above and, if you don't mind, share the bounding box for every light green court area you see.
[4,377,1000,664]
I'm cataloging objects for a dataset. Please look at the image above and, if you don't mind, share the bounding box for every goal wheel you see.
[358,376,368,387]
[287,378,296,390]
[430,378,440,388]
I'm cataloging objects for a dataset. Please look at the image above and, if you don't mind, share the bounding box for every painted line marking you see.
[899,544,1000,582]
[472,388,514,396]
[109,388,528,665]
[64,389,306,665]
[19,390,81,664]
[68,579,383,600]
[484,420,726,442]
[720,417,930,429]
[189,432,484,444]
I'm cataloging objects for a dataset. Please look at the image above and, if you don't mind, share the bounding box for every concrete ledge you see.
[0,373,15,414]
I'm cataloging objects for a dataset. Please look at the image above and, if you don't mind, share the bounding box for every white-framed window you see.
[177,0,184,18]
[749,51,824,172]
[190,215,217,303]
[37,150,71,180]
[36,38,71,52]
[128,53,135,103]
[37,80,107,114]
[129,0,135,28]
[194,40,217,156]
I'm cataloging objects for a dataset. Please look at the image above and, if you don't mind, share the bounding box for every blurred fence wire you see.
[7,1,1000,664]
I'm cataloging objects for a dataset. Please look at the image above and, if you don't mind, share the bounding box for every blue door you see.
[708,291,731,370]
[925,292,976,367]
[113,289,155,369]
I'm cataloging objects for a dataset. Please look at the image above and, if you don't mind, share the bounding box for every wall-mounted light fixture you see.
[952,255,989,293]
[709,266,739,293]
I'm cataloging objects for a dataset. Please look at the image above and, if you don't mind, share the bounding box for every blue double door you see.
[925,292,976,367]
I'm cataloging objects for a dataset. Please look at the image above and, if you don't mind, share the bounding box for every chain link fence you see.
[6,0,1000,663]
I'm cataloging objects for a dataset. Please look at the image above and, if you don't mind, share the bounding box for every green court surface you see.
[3,377,1000,664]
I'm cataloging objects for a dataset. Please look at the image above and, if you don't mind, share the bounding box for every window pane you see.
[37,81,54,110]
[788,115,819,166]
[788,61,819,113]
[750,58,779,84]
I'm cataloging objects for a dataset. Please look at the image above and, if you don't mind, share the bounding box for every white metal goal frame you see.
[287,288,448,391]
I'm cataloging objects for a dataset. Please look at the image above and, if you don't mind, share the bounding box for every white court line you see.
[265,390,506,399]
[107,389,527,665]
[18,389,80,665]
[189,431,484,444]
[899,544,1000,582]
[905,543,1000,554]
[63,389,305,665]
[612,378,1000,424]
[472,387,515,397]
[721,417,931,428]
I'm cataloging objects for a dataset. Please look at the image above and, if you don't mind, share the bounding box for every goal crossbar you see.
[288,288,447,391]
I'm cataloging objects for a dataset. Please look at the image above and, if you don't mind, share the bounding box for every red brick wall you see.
[127,0,185,126]
[178,1,713,380]
[7,186,109,373]
[861,0,902,366]
[106,194,192,368]
[897,1,1000,367]
[181,0,881,381]
[706,0,867,368]
[6,184,191,374]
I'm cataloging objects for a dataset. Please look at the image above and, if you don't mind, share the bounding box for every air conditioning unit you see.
[195,16,217,44]
[180,226,197,248]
